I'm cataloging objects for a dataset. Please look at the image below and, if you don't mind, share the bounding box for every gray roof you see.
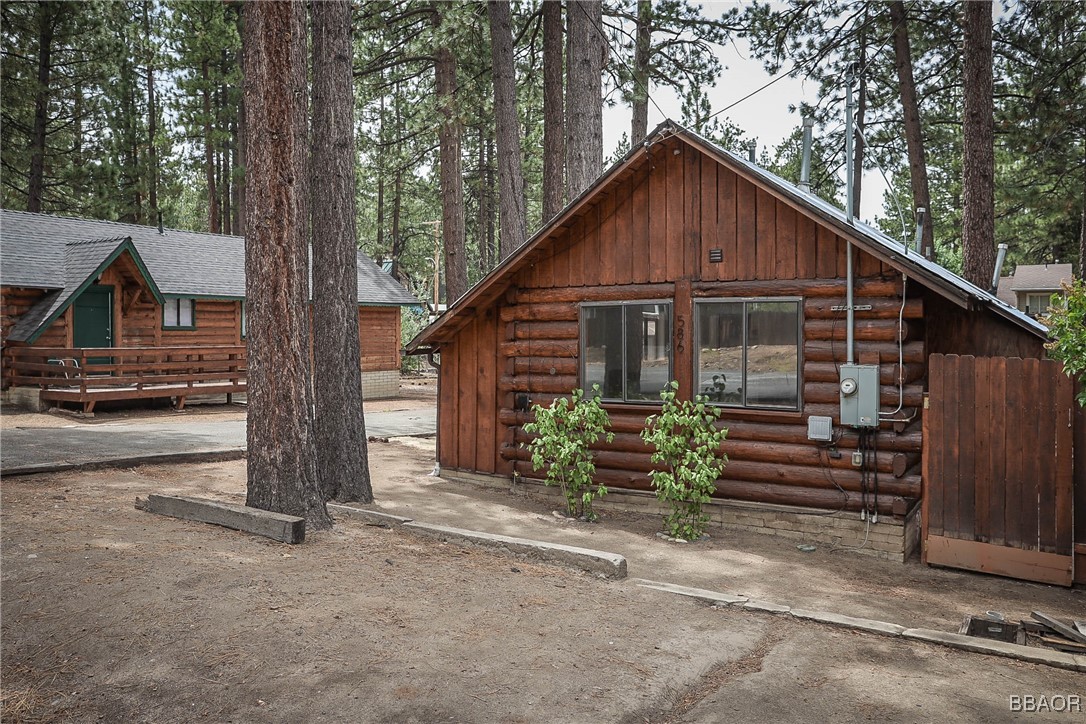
[0,209,418,306]
[1003,263,1073,292]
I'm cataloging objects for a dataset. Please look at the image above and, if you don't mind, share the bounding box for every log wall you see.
[439,140,929,515]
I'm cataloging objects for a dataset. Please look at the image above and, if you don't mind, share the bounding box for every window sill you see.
[713,407,804,424]
[162,326,197,331]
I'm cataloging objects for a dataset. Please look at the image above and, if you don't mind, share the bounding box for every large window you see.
[581,302,672,402]
[163,298,195,329]
[695,299,800,410]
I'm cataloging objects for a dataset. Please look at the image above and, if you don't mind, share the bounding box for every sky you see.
[600,3,893,227]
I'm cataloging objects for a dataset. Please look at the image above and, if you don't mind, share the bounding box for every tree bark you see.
[631,0,652,145]
[202,58,221,233]
[143,1,158,219]
[542,0,564,221]
[889,0,934,259]
[961,0,995,288]
[565,0,604,199]
[28,2,55,213]
[434,10,468,304]
[242,0,330,530]
[311,0,372,504]
[851,23,866,216]
[488,1,527,260]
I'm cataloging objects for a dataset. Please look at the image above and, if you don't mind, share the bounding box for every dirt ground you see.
[3,439,1084,723]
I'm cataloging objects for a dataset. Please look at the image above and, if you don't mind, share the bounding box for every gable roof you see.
[1003,263,1073,293]
[0,209,418,306]
[8,237,165,343]
[408,120,1046,351]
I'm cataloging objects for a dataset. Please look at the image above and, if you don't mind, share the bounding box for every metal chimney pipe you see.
[990,243,1008,294]
[747,142,756,163]
[912,207,926,254]
[799,117,814,193]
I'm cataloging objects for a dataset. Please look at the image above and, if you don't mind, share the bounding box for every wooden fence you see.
[923,354,1075,586]
[4,345,246,413]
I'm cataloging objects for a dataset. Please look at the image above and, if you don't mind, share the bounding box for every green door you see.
[73,285,113,366]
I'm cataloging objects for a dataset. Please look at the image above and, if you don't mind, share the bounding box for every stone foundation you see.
[361,369,400,400]
[440,467,920,563]
[1,386,47,412]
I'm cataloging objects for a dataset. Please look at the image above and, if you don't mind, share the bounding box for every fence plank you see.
[973,357,991,543]
[987,357,1008,546]
[926,354,945,538]
[1003,357,1025,549]
[956,356,976,540]
[1053,366,1075,556]
[1037,360,1057,553]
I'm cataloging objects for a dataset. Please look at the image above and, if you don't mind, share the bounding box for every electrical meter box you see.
[839,364,880,427]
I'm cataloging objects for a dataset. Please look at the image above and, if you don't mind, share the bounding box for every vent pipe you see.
[747,142,756,163]
[799,117,814,193]
[990,243,1008,294]
[911,208,926,254]
[158,212,164,235]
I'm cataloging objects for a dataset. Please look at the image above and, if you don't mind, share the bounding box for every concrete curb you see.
[328,504,413,526]
[1,449,246,477]
[632,579,1086,673]
[402,521,628,579]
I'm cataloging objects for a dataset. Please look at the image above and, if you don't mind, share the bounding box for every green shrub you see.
[641,381,728,541]
[522,386,613,520]
[1043,279,1086,407]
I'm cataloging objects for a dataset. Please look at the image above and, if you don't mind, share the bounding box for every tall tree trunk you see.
[631,0,652,145]
[889,0,934,259]
[488,0,527,260]
[28,2,54,213]
[851,24,866,216]
[203,59,221,233]
[477,119,491,275]
[565,0,604,198]
[242,0,329,530]
[961,0,995,287]
[143,1,158,219]
[311,0,372,504]
[434,11,468,304]
[542,0,564,221]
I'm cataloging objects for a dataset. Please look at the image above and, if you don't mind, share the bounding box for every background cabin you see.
[1,209,418,410]
[408,122,1085,586]
[996,262,1073,317]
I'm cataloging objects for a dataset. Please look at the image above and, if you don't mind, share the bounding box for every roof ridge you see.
[0,208,243,242]
[65,236,131,247]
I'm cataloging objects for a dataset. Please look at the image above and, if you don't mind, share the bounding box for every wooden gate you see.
[923,354,1075,586]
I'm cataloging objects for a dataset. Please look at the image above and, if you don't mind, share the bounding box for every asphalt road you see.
[0,408,436,474]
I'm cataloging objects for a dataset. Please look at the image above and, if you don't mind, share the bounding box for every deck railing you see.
[3,345,247,411]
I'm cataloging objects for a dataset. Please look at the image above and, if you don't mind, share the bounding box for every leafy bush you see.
[522,386,613,520]
[1043,279,1086,407]
[641,381,728,541]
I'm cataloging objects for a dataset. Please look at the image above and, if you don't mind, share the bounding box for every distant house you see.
[1,209,418,409]
[996,263,1073,317]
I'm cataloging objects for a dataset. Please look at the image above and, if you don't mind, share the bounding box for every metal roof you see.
[0,209,418,306]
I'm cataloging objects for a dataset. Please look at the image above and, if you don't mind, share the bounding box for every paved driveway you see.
[0,408,435,474]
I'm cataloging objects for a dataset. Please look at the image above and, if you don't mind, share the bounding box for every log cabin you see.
[408,121,1083,578]
[1,209,418,410]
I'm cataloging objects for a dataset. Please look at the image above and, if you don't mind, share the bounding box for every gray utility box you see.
[839,364,880,427]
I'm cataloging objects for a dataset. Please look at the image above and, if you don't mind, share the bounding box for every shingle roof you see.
[408,119,1046,351]
[0,209,417,306]
[1004,263,1073,292]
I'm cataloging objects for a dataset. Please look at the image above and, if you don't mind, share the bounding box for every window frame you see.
[162,297,197,331]
[579,299,673,404]
[693,296,803,411]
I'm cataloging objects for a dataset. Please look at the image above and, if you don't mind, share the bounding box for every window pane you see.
[164,299,178,326]
[745,301,799,409]
[696,302,744,404]
[626,303,670,400]
[178,299,194,327]
[582,305,623,399]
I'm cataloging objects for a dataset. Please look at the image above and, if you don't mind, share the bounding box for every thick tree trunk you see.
[202,59,221,233]
[143,1,158,219]
[565,0,604,198]
[434,16,468,304]
[488,1,527,260]
[542,0,564,221]
[28,3,54,213]
[889,1,934,259]
[961,0,995,288]
[311,0,372,504]
[631,0,652,145]
[242,0,330,530]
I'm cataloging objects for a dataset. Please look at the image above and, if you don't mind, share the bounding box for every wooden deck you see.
[4,345,246,413]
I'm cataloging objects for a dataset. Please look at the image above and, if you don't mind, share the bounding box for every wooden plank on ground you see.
[135,494,305,544]
[1031,611,1086,644]
[925,534,1073,587]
